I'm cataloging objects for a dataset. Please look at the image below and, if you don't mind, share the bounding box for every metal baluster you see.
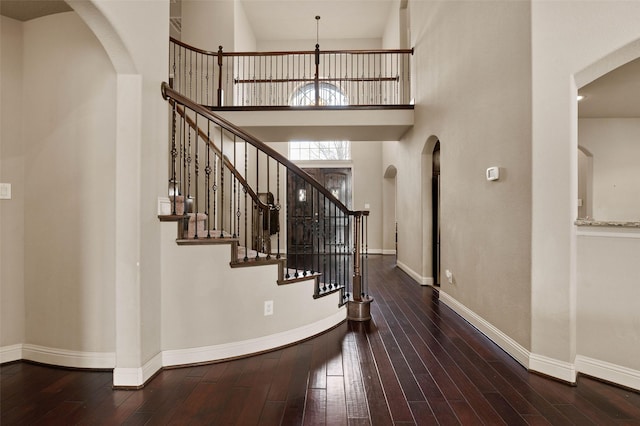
[276,165,281,259]
[220,126,224,237]
[206,120,211,238]
[179,109,185,213]
[186,112,192,215]
[212,136,217,232]
[170,102,178,215]
[233,135,238,238]
[315,188,320,277]
[266,156,271,259]
[285,168,290,277]
[244,139,249,261]
[194,114,199,239]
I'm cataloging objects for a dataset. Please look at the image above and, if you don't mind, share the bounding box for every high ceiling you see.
[239,0,395,41]
[2,0,639,118]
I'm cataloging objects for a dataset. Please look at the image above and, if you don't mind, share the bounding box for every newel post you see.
[348,211,373,321]
[217,45,224,107]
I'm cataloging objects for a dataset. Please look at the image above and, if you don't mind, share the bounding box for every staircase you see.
[159,82,372,318]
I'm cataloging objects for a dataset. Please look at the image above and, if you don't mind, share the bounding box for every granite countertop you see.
[575,219,640,228]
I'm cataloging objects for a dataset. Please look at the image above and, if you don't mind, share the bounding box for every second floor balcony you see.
[169,38,414,142]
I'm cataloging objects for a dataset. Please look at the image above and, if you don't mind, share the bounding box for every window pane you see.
[289,141,351,161]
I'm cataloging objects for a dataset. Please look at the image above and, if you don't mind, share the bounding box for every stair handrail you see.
[170,37,413,107]
[162,81,363,218]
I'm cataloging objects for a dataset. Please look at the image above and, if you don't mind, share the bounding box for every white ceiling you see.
[239,0,395,41]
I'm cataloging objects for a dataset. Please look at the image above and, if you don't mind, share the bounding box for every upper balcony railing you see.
[170,37,413,108]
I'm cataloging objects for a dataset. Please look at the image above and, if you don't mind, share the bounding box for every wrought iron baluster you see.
[233,135,238,238]
[220,126,225,237]
[170,102,178,215]
[244,138,248,261]
[212,138,217,231]
[205,120,212,238]
[266,156,271,259]
[194,114,200,239]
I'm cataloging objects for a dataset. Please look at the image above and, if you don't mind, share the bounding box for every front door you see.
[286,168,352,279]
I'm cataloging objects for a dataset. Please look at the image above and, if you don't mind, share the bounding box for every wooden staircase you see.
[158,211,342,300]
[160,81,372,320]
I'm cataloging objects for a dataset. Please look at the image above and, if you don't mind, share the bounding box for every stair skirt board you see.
[162,308,346,368]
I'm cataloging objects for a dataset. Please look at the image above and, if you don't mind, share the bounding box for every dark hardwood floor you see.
[2,255,640,425]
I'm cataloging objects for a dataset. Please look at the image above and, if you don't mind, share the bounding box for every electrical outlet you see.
[445,269,453,284]
[264,300,274,316]
[0,183,11,200]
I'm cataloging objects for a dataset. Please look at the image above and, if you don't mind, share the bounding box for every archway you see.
[420,135,440,286]
[383,165,398,259]
[65,1,151,387]
[431,141,441,286]
[571,37,640,391]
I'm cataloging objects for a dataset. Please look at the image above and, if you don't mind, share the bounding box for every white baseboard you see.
[575,355,640,391]
[113,352,163,387]
[1,344,23,363]
[365,249,395,255]
[21,344,115,369]
[396,260,433,286]
[162,308,346,367]
[439,291,530,369]
[381,249,396,255]
[529,353,577,383]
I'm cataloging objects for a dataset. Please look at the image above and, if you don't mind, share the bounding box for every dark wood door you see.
[286,168,352,279]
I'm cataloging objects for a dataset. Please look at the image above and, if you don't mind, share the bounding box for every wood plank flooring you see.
[2,255,640,424]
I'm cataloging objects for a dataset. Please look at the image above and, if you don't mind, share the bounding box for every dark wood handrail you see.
[162,82,363,217]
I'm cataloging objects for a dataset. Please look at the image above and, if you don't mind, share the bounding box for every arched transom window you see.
[290,82,348,106]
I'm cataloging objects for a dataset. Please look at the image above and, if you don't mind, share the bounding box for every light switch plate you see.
[0,183,11,200]
[486,167,500,181]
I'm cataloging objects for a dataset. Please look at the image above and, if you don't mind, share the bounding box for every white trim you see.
[530,353,577,383]
[576,229,640,239]
[21,344,116,369]
[0,344,23,363]
[162,308,346,367]
[381,249,396,255]
[439,291,530,368]
[396,260,433,286]
[113,352,163,387]
[364,248,389,255]
[575,355,640,391]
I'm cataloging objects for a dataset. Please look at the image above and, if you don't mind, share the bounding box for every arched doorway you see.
[383,165,398,260]
[432,141,441,286]
[421,135,440,286]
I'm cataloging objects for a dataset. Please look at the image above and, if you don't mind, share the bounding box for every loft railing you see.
[169,37,413,108]
[161,82,371,310]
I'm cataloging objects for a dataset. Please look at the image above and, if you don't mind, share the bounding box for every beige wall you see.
[578,118,640,221]
[182,0,235,52]
[531,1,640,379]
[1,16,26,350]
[21,12,116,353]
[395,0,532,346]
